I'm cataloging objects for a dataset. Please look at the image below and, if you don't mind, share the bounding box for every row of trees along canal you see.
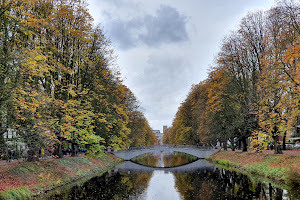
[0,0,157,161]
[163,1,300,154]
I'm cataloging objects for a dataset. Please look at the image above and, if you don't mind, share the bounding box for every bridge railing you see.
[113,144,215,152]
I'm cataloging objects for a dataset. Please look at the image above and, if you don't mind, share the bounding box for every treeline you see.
[0,0,157,160]
[163,1,300,153]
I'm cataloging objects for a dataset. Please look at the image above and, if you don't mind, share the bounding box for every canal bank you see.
[41,151,300,199]
[206,150,300,187]
[0,153,122,200]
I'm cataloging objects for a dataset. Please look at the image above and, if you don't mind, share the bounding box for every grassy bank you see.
[0,153,122,200]
[206,151,300,187]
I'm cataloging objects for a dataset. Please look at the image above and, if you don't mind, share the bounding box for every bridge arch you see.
[112,145,219,160]
[116,159,215,173]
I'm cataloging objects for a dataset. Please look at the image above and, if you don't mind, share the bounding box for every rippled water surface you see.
[45,152,300,200]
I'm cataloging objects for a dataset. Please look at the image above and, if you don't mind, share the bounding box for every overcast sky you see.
[87,0,275,132]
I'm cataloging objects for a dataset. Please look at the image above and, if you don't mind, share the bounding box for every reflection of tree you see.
[173,171,223,200]
[173,168,287,200]
[47,171,153,200]
[197,181,216,200]
[163,152,197,168]
[129,173,153,195]
[46,162,298,199]
[132,152,198,168]
[131,153,160,167]
[174,173,198,199]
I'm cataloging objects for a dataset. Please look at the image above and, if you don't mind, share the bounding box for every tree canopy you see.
[0,0,157,159]
[163,1,300,153]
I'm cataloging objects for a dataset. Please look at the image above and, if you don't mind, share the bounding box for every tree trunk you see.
[54,144,63,158]
[231,137,235,151]
[27,149,39,162]
[282,132,286,150]
[273,135,283,154]
[223,141,227,151]
[241,136,248,152]
[238,139,242,150]
[71,143,78,157]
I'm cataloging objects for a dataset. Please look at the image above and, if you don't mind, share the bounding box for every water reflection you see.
[45,170,153,200]
[173,169,298,200]
[131,151,198,168]
[44,152,300,200]
[141,171,182,200]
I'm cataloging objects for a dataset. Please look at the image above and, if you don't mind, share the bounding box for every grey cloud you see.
[89,0,275,131]
[108,18,142,49]
[132,53,197,125]
[141,5,188,46]
[105,5,188,49]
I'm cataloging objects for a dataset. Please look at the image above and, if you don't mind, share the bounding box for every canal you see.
[44,152,299,200]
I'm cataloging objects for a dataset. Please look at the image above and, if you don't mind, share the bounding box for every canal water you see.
[45,152,300,200]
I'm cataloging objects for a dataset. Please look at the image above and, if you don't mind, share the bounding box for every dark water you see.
[45,152,300,200]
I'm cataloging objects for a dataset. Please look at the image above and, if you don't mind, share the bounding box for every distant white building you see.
[287,125,300,143]
[3,128,26,151]
[153,130,164,145]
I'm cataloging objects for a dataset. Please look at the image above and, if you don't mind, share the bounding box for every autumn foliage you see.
[163,1,300,153]
[0,0,157,158]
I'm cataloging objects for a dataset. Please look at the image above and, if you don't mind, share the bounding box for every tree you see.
[205,68,240,150]
[165,1,300,153]
[256,6,298,153]
[0,0,24,156]
[0,0,152,159]
[12,49,55,161]
[59,99,104,155]
[125,90,157,146]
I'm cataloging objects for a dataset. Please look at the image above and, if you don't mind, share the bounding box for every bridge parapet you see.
[114,144,215,152]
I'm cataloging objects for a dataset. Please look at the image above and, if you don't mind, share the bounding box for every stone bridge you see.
[112,145,219,160]
[115,159,215,173]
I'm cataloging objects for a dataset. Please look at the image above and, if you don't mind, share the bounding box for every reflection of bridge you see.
[112,145,219,160]
[116,159,215,173]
